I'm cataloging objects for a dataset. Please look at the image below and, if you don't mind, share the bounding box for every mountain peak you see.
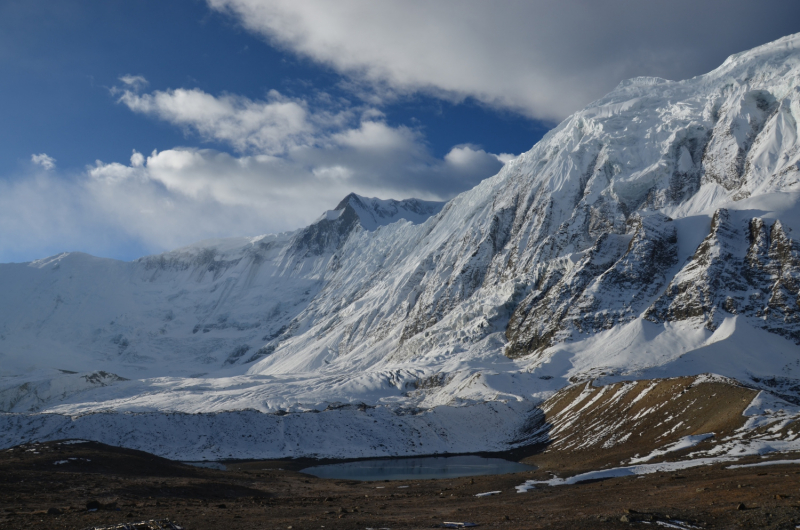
[333,193,445,231]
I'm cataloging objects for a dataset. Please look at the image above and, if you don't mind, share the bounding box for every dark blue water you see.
[183,461,227,470]
[300,455,535,481]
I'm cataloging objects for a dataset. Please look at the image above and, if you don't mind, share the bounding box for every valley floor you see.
[4,440,800,529]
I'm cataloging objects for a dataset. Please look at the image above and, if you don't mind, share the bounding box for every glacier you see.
[2,33,800,459]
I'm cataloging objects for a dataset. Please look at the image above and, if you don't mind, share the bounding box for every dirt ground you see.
[3,440,800,529]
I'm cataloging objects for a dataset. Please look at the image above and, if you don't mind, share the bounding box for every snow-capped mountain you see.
[333,193,445,231]
[2,34,800,459]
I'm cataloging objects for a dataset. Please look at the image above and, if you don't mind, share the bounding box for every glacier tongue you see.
[3,33,800,458]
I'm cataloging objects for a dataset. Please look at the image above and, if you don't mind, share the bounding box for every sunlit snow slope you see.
[3,34,800,458]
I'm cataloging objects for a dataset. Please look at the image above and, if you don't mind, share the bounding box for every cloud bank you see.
[207,0,800,121]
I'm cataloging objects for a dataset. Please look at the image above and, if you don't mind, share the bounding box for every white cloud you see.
[312,165,353,181]
[445,145,494,168]
[119,74,148,90]
[0,171,142,262]
[206,0,800,121]
[31,153,56,170]
[130,149,145,167]
[118,86,316,154]
[495,153,516,165]
[332,120,417,151]
[84,152,317,251]
[114,84,507,199]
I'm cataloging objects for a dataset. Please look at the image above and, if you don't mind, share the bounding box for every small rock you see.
[47,507,62,515]
[736,503,746,511]
[85,500,101,511]
[217,503,227,509]
[620,515,630,523]
[625,508,638,514]
[503,515,510,520]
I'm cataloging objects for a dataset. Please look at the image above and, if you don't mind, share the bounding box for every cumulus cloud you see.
[114,83,507,199]
[130,149,145,167]
[31,153,56,170]
[118,86,317,154]
[206,0,800,121]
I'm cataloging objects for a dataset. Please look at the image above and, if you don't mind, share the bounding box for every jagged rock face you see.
[646,209,800,342]
[646,209,746,324]
[507,212,678,357]
[369,34,800,362]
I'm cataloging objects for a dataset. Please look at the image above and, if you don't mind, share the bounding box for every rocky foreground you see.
[4,439,800,530]
[5,375,800,529]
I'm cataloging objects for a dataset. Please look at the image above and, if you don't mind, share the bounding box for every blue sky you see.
[1,0,799,262]
[0,1,546,175]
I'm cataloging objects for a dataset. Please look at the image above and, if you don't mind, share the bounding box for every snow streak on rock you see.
[646,209,800,343]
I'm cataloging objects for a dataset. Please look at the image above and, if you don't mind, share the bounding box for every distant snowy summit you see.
[332,193,445,231]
